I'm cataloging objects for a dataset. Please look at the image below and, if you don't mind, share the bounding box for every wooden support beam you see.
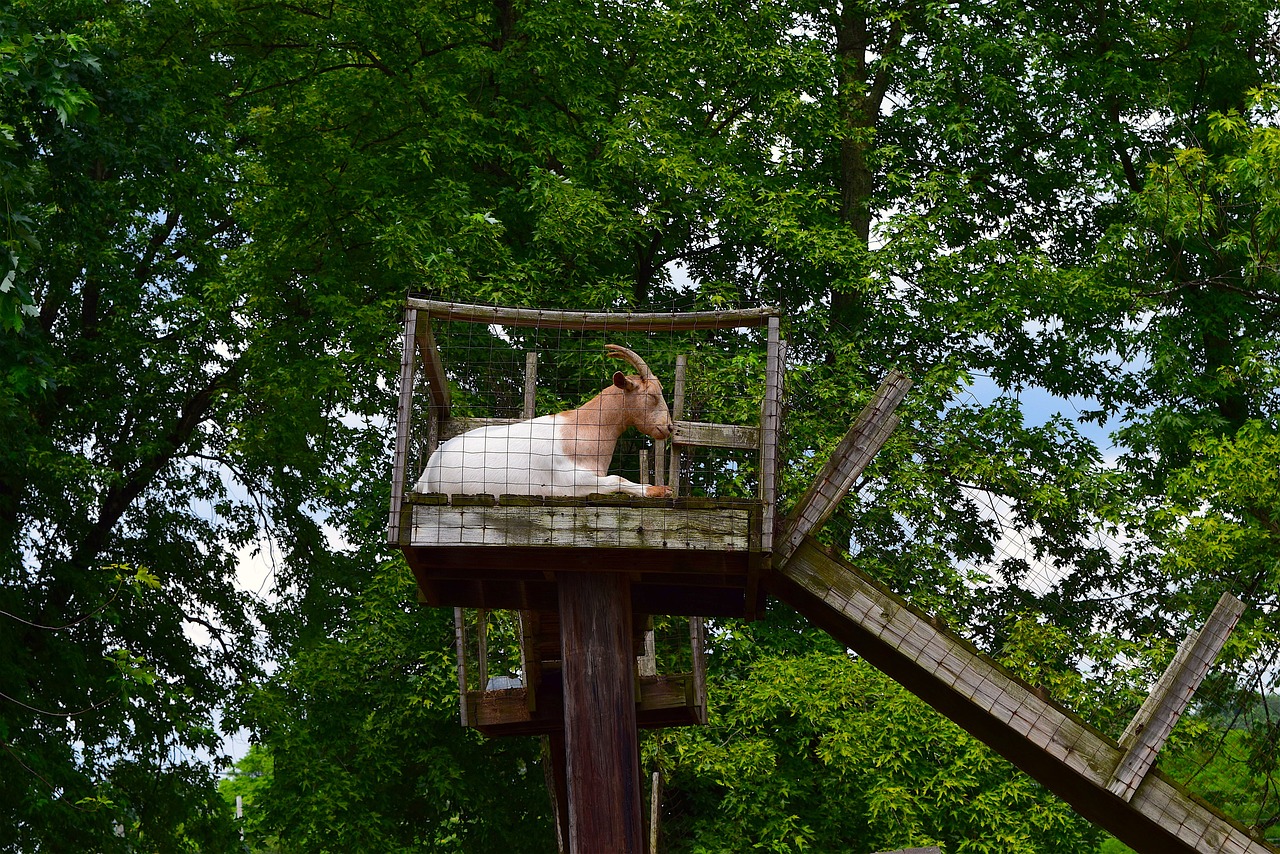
[544,732,570,853]
[415,314,451,418]
[649,770,662,854]
[769,538,1273,854]
[388,307,418,545]
[558,573,644,853]
[454,607,469,727]
[1108,592,1246,802]
[669,356,687,498]
[524,351,538,419]
[408,297,777,330]
[672,420,760,450]
[759,320,783,554]
[773,370,911,564]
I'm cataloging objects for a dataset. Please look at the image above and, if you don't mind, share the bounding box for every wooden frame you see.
[389,299,783,618]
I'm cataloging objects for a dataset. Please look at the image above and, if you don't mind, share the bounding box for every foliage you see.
[236,565,555,853]
[219,745,279,854]
[4,0,1280,848]
[652,622,1101,853]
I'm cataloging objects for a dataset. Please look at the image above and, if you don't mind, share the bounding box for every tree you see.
[651,625,1102,853]
[237,564,556,853]
[8,0,1280,847]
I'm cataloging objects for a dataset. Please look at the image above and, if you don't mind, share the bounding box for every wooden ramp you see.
[768,536,1275,854]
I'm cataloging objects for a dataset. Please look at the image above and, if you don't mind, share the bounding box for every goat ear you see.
[613,371,635,391]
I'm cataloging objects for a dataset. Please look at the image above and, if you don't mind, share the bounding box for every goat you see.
[415,345,674,498]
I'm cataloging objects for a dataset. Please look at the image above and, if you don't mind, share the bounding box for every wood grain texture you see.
[388,306,418,545]
[671,420,761,449]
[558,573,644,853]
[759,320,783,553]
[770,537,1273,854]
[408,297,777,330]
[774,370,911,564]
[408,500,752,551]
[415,315,451,417]
[1109,591,1246,801]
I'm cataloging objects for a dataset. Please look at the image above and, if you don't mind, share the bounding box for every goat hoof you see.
[646,485,673,498]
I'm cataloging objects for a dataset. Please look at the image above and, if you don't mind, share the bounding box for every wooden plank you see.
[519,610,539,713]
[669,355,687,498]
[388,306,418,545]
[454,607,469,727]
[408,297,777,330]
[769,538,1274,854]
[1108,592,1246,802]
[759,320,783,553]
[774,370,911,564]
[415,313,451,417]
[672,420,760,450]
[435,416,522,442]
[476,608,489,689]
[649,771,662,854]
[690,615,708,724]
[544,733,570,853]
[637,617,657,677]
[463,674,702,735]
[408,503,752,551]
[523,351,538,418]
[558,573,644,853]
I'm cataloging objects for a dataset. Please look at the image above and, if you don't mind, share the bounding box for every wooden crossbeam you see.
[769,538,1273,854]
[1108,591,1246,802]
[672,420,761,450]
[773,370,912,564]
[408,297,777,330]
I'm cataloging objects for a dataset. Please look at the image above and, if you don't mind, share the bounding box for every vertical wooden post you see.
[649,770,662,854]
[524,352,539,418]
[454,607,469,727]
[668,356,687,497]
[759,317,782,553]
[558,573,643,854]
[388,306,418,545]
[544,732,571,853]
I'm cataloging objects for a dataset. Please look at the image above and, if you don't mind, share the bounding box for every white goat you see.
[415,345,674,498]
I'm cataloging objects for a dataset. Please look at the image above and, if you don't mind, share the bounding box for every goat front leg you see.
[559,468,672,498]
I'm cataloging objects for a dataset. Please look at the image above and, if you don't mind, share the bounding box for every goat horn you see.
[604,344,654,379]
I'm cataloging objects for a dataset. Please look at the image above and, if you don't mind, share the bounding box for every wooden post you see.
[649,770,662,854]
[1107,591,1246,801]
[388,306,418,545]
[773,370,911,565]
[558,573,644,853]
[524,352,539,418]
[759,319,783,553]
[454,607,469,727]
[669,356,687,497]
[544,732,571,853]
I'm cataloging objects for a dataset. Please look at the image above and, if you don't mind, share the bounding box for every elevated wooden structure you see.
[388,299,1273,854]
[389,299,782,623]
[389,300,781,852]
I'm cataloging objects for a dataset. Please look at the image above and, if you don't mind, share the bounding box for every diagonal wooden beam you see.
[773,370,911,565]
[769,537,1273,854]
[1108,591,1246,802]
[416,313,451,418]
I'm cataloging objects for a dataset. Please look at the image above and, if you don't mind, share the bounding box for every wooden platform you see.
[464,672,704,737]
[399,493,767,617]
